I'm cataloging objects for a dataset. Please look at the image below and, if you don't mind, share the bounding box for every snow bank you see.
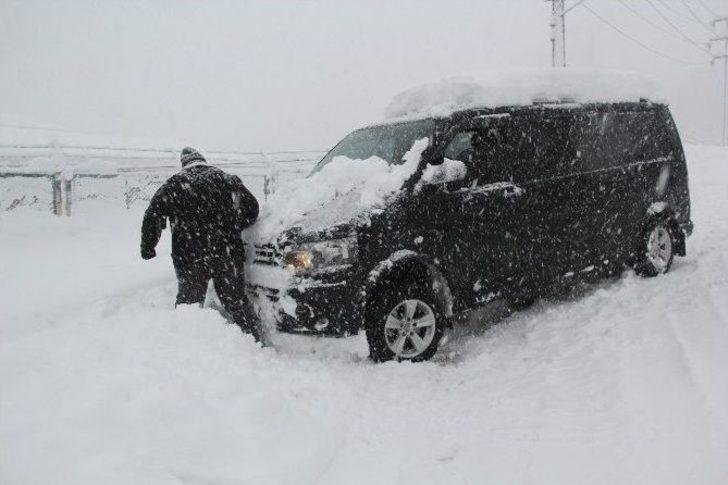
[0,305,344,485]
[385,69,662,119]
[251,137,430,241]
[2,145,728,484]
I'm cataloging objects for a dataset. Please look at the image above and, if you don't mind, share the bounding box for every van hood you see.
[246,137,430,245]
[261,190,377,246]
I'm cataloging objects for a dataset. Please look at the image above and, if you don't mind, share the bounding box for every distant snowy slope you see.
[0,113,180,152]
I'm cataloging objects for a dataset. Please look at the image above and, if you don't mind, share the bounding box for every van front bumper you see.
[246,264,360,336]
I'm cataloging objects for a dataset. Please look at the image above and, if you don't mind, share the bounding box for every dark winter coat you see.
[140,163,259,268]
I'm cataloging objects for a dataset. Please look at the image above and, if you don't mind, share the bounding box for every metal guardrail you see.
[0,145,325,215]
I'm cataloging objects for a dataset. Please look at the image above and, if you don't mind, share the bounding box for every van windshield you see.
[311,119,436,175]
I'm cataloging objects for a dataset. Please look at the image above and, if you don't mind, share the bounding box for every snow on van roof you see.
[384,69,663,119]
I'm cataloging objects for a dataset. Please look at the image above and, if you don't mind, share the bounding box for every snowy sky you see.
[1,0,725,150]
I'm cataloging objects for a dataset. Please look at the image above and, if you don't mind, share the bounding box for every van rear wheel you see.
[365,283,444,362]
[635,221,675,277]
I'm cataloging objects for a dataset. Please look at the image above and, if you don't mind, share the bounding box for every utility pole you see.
[548,0,587,67]
[710,16,728,146]
[551,0,566,67]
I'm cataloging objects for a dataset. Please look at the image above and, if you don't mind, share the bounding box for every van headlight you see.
[283,236,358,274]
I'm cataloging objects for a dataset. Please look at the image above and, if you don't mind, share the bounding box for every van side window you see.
[443,131,475,163]
[470,126,515,184]
[574,112,616,171]
[573,110,670,171]
[654,107,681,158]
[575,112,640,170]
[511,114,577,181]
[610,113,641,164]
[629,111,672,160]
[441,131,476,190]
[442,126,517,186]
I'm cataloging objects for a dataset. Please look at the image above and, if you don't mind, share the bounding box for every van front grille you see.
[253,244,281,266]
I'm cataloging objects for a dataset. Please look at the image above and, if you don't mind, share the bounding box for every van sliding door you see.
[511,110,584,279]
[573,110,649,266]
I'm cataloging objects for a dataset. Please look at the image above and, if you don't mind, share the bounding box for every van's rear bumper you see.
[680,220,694,237]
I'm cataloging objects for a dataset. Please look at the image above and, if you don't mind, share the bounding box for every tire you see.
[634,219,675,277]
[365,282,445,363]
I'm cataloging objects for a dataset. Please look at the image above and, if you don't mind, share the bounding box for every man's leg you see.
[174,262,208,307]
[212,259,262,342]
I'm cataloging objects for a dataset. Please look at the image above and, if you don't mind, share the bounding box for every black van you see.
[248,100,693,362]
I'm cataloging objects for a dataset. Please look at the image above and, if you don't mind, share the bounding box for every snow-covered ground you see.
[1,144,727,484]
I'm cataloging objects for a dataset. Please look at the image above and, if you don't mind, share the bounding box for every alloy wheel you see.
[646,225,673,273]
[384,299,437,359]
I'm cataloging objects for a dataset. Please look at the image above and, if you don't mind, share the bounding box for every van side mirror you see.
[419,158,467,187]
[428,154,444,166]
[420,144,443,166]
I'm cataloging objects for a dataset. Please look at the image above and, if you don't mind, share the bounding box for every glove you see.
[141,247,156,260]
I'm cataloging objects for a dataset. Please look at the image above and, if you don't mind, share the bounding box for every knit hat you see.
[180,147,206,167]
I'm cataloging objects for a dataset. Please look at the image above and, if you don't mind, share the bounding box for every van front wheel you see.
[365,283,444,362]
[635,221,675,277]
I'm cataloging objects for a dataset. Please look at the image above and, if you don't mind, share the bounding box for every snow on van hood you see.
[249,137,430,243]
[385,69,663,119]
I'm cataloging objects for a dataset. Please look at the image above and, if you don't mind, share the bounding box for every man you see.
[140,147,261,340]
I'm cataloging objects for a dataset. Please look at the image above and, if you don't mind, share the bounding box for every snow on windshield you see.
[314,118,435,171]
[250,137,431,242]
[385,68,662,119]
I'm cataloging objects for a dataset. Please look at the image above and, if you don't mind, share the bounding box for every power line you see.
[695,0,719,17]
[680,0,714,32]
[653,0,688,15]
[645,0,712,53]
[582,3,706,65]
[653,0,714,30]
[616,0,680,37]
[564,0,588,14]
[615,0,708,50]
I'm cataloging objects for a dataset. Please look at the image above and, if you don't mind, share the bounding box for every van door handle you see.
[468,182,525,198]
[502,184,525,198]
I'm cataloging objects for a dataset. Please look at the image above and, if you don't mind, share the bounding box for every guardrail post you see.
[261,151,271,201]
[124,177,130,209]
[64,177,73,216]
[51,173,62,215]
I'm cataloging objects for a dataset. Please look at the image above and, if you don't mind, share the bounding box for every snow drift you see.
[385,69,663,119]
[1,145,727,484]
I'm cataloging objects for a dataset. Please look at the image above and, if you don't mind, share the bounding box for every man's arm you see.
[140,183,169,259]
[229,175,259,230]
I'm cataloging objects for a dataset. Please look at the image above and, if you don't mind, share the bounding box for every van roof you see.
[384,69,664,120]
